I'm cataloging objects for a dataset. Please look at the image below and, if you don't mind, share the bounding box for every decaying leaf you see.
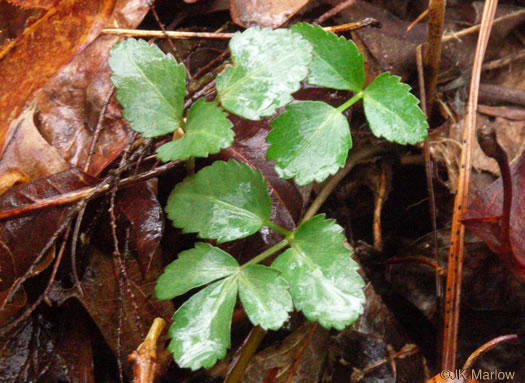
[0,169,97,307]
[0,0,117,158]
[463,150,525,275]
[74,247,173,373]
[117,180,164,276]
[230,0,310,28]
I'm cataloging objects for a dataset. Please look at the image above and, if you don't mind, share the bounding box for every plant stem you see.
[264,220,293,237]
[224,326,267,383]
[303,146,383,222]
[241,238,291,269]
[336,91,363,114]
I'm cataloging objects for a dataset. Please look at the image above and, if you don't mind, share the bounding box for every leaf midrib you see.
[220,42,307,102]
[126,50,182,125]
[179,192,264,223]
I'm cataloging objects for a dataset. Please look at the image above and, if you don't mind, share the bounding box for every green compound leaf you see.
[155,242,239,300]
[216,27,312,120]
[238,265,293,330]
[166,160,272,243]
[272,215,365,330]
[109,38,186,137]
[266,101,351,186]
[168,277,238,370]
[363,72,428,145]
[156,98,234,161]
[291,23,364,92]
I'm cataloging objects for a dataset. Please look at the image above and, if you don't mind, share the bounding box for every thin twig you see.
[0,159,181,221]
[145,0,181,62]
[0,224,72,335]
[441,0,499,371]
[462,334,518,373]
[422,0,446,114]
[441,10,525,43]
[101,22,382,40]
[83,87,114,173]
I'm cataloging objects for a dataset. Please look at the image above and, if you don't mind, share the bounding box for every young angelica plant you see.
[108,23,428,370]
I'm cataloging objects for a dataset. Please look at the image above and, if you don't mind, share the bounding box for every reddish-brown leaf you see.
[218,116,303,242]
[34,0,151,177]
[0,0,117,158]
[117,180,164,276]
[0,169,97,295]
[463,150,525,277]
[74,246,173,373]
[0,314,57,381]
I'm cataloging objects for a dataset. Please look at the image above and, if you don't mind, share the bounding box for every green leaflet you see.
[266,101,351,185]
[109,38,186,137]
[238,265,293,330]
[363,73,428,145]
[216,27,312,120]
[156,98,234,161]
[291,23,364,92]
[165,160,272,243]
[155,243,239,300]
[272,215,365,330]
[168,277,238,370]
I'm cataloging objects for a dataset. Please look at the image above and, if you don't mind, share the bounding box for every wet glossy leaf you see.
[238,264,293,330]
[155,242,239,300]
[272,215,365,330]
[109,38,186,137]
[266,101,351,185]
[216,27,312,120]
[363,73,428,145]
[0,0,116,158]
[117,180,163,276]
[218,115,304,249]
[156,98,234,161]
[0,169,97,296]
[291,23,364,92]
[169,277,238,370]
[166,160,272,243]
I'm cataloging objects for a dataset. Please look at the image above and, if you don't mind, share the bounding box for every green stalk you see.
[336,91,364,114]
[241,238,291,269]
[264,220,293,237]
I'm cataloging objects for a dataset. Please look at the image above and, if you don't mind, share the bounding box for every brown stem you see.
[462,334,518,373]
[441,0,499,371]
[423,0,447,114]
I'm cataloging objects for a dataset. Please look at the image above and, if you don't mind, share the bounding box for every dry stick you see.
[407,9,429,32]
[224,146,383,383]
[423,0,446,114]
[0,159,180,221]
[416,0,445,342]
[101,21,382,40]
[441,0,498,371]
[441,10,525,44]
[109,142,135,383]
[372,163,387,252]
[314,0,356,25]
[461,334,518,373]
[0,225,72,335]
[145,0,181,62]
[70,87,115,295]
